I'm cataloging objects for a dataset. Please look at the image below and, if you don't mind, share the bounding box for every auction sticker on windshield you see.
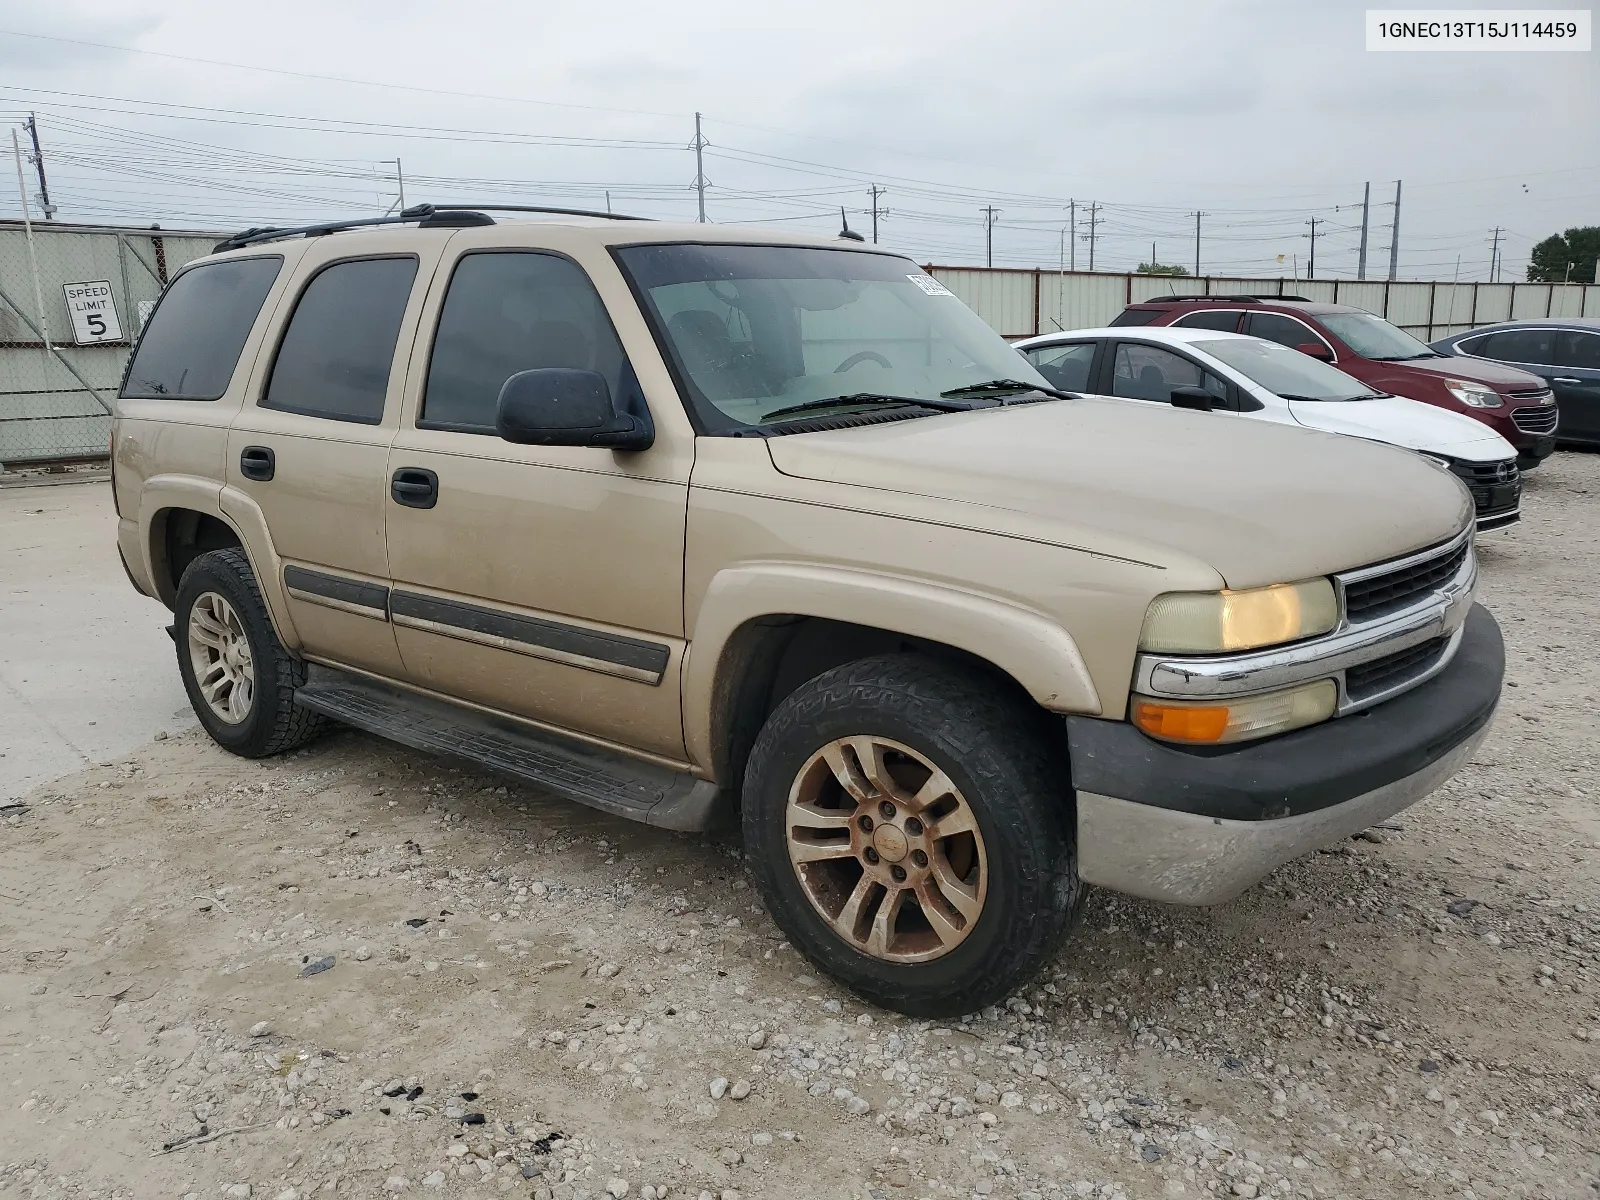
[907,273,955,296]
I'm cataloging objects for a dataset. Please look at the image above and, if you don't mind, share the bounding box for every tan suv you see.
[112,205,1504,1015]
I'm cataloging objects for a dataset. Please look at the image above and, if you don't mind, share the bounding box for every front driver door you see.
[383,246,690,762]
[1550,328,1600,444]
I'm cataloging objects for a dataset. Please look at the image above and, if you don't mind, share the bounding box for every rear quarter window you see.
[120,256,283,400]
[1109,308,1164,327]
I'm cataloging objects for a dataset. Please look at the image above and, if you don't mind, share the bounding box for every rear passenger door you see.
[224,237,444,677]
[383,247,691,761]
[1020,341,1098,392]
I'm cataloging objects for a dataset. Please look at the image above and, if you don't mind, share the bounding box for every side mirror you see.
[1169,386,1215,412]
[495,369,653,451]
[1296,341,1334,361]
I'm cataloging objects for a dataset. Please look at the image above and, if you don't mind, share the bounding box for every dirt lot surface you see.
[2,456,1597,1200]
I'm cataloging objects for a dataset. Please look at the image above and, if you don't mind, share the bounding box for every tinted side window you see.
[1246,312,1327,352]
[121,257,281,400]
[1555,330,1600,370]
[1172,310,1243,332]
[1109,308,1163,327]
[262,257,418,424]
[1111,343,1226,402]
[1024,343,1096,391]
[1473,328,1555,365]
[423,252,629,431]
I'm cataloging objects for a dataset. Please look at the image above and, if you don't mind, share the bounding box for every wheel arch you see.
[137,477,301,651]
[686,564,1101,789]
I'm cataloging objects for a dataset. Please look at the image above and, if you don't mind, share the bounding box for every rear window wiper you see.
[759,392,975,422]
[939,378,1080,402]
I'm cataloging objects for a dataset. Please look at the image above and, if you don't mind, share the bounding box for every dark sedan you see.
[1432,319,1600,448]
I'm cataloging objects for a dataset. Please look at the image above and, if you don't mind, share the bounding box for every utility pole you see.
[1306,217,1322,279]
[981,205,1000,268]
[394,158,405,211]
[1068,199,1076,271]
[1081,202,1103,271]
[690,112,710,223]
[1387,179,1402,281]
[605,190,612,214]
[1489,226,1503,282]
[1149,241,1157,270]
[11,129,49,349]
[24,113,53,219]
[1357,181,1370,280]
[868,184,885,243]
[1191,210,1205,278]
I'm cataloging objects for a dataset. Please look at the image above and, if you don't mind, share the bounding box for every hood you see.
[1287,395,1516,463]
[765,398,1472,590]
[1372,353,1546,391]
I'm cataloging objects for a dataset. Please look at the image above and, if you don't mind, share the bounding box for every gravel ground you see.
[1,453,1597,1200]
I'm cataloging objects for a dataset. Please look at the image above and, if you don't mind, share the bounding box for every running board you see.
[293,666,725,832]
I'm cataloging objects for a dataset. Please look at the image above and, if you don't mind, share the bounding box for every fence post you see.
[1545,284,1554,318]
[1032,269,1041,337]
[116,234,135,344]
[1426,282,1437,341]
[1469,282,1479,327]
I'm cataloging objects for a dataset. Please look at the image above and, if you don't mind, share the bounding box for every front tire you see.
[742,654,1082,1017]
[175,547,326,758]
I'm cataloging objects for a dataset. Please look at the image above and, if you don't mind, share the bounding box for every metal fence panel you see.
[1,222,220,466]
[1041,272,1130,332]
[926,265,1597,345]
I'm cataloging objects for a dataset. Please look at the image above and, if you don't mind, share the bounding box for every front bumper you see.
[1067,603,1503,905]
[1516,435,1556,468]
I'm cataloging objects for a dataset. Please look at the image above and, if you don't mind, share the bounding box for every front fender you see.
[682,562,1101,777]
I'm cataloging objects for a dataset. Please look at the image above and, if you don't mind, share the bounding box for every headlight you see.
[1444,379,1503,409]
[1133,680,1338,745]
[1138,579,1339,654]
[1417,452,1451,469]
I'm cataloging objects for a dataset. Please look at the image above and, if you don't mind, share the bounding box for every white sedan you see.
[1014,326,1522,532]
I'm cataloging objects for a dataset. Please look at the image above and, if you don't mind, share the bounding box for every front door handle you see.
[391,467,439,509]
[1551,377,1582,385]
[240,445,275,482]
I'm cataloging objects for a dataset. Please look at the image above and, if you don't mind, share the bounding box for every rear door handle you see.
[240,445,275,482]
[391,467,439,509]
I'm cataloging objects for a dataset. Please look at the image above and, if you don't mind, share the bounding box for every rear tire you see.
[175,547,326,758]
[742,654,1082,1017]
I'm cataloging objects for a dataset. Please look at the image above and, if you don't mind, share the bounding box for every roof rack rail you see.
[429,203,652,222]
[1140,294,1313,304]
[212,201,654,254]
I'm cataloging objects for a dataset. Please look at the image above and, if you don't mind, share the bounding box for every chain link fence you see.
[0,221,221,469]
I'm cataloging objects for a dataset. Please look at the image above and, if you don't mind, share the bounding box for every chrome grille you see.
[1342,537,1470,624]
[1510,404,1558,435]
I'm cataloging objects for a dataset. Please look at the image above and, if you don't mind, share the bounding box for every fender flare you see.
[137,475,302,652]
[682,562,1101,777]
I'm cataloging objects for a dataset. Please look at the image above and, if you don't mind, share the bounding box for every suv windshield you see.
[1195,338,1381,402]
[614,243,1051,432]
[1318,312,1436,360]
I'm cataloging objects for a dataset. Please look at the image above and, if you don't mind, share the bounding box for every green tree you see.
[1135,261,1191,276]
[1527,226,1600,283]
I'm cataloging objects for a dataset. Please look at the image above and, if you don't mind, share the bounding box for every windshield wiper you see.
[1279,392,1375,403]
[759,392,975,422]
[1372,352,1441,361]
[939,378,1080,402]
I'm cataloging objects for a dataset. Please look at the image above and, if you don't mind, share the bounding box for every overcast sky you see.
[1,0,1595,280]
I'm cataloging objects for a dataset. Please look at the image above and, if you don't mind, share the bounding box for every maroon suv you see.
[1114,296,1559,468]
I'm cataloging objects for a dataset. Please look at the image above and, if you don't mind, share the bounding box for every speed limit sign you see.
[62,280,124,345]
